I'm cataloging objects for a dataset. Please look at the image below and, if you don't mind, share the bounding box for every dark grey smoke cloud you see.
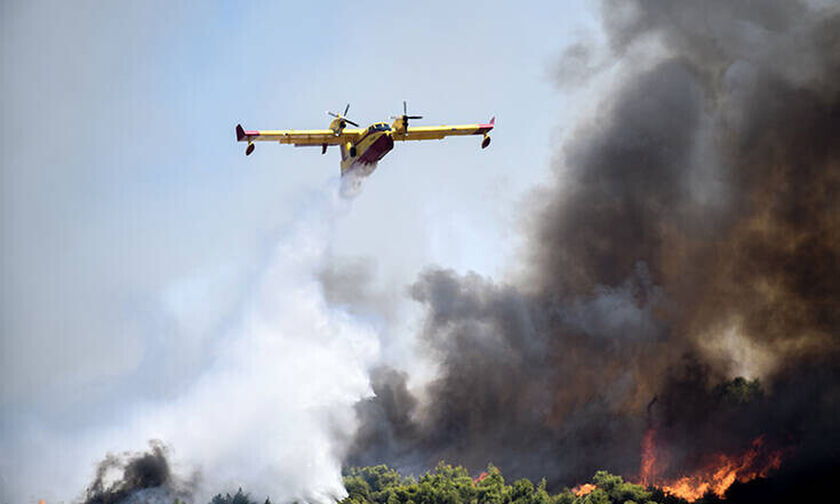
[82,441,195,504]
[348,0,840,488]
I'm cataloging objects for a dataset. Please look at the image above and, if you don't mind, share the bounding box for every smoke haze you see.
[348,0,840,490]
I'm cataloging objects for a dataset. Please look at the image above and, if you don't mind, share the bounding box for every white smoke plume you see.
[2,180,380,504]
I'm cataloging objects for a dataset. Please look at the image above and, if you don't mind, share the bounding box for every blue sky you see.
[1,1,604,502]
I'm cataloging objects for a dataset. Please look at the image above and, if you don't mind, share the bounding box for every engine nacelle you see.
[391,116,408,134]
[481,134,491,149]
[330,117,346,136]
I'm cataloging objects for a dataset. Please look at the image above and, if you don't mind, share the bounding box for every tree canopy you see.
[340,464,657,504]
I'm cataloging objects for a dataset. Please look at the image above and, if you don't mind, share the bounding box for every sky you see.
[1,1,604,502]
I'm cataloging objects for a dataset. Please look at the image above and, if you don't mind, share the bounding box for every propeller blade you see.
[345,119,359,127]
[403,100,407,115]
[328,111,338,118]
[344,103,350,116]
[407,115,423,119]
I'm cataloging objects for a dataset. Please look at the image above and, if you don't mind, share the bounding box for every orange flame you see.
[572,483,597,497]
[637,429,784,502]
[639,426,657,487]
[472,471,489,486]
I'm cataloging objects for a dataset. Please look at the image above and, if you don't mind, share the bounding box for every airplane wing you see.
[235,124,363,152]
[393,117,495,142]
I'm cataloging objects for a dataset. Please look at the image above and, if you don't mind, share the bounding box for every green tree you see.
[579,488,610,504]
[209,488,257,504]
[344,474,372,503]
[591,471,651,504]
[533,479,551,504]
[550,488,575,504]
[475,464,505,504]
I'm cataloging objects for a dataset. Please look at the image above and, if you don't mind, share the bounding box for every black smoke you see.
[348,0,840,491]
[83,441,195,504]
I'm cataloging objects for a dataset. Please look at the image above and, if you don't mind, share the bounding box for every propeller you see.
[391,100,423,129]
[327,103,359,127]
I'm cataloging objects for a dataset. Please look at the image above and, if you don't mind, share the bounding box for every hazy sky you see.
[1,1,603,502]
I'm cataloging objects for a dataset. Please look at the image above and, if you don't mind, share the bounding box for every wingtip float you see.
[235,102,495,178]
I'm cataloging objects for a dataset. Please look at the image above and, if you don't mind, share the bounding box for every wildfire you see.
[638,429,784,502]
[572,483,597,497]
[639,427,657,487]
[473,472,489,485]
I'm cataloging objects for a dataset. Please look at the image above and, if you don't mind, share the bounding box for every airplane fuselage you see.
[340,122,394,175]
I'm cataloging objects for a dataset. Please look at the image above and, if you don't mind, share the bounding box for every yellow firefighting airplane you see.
[235,102,495,176]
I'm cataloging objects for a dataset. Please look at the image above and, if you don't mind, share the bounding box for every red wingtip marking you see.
[236,124,261,141]
[478,116,496,131]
